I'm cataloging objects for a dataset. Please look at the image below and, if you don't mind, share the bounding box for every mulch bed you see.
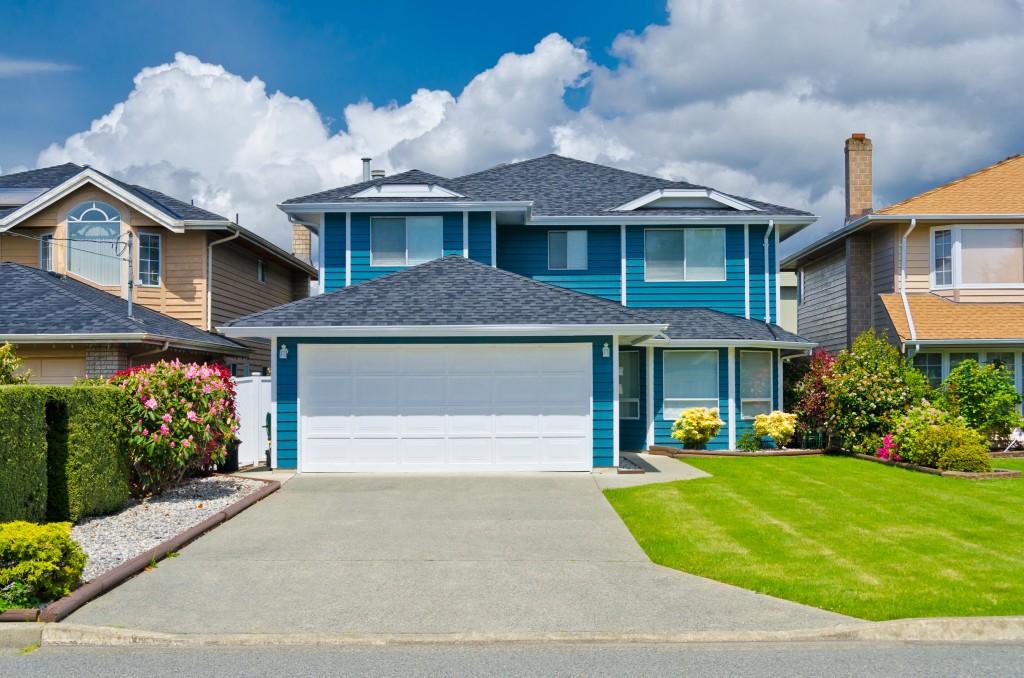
[649,445,824,458]
[853,453,1022,480]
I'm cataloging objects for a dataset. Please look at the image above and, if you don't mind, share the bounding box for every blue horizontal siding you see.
[746,224,778,323]
[322,213,346,292]
[274,335,615,469]
[467,211,492,265]
[497,225,622,301]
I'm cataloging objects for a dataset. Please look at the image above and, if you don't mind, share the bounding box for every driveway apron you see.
[66,473,852,635]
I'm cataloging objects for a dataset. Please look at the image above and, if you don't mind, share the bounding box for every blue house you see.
[222,155,816,472]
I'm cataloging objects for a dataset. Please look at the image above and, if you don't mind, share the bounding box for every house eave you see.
[529,214,817,228]
[278,201,534,213]
[0,333,248,353]
[219,323,667,339]
[907,338,1024,348]
[638,338,817,350]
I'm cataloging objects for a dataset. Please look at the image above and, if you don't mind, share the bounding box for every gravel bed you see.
[72,476,264,582]
[618,456,642,471]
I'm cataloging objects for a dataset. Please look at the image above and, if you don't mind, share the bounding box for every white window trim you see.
[369,216,444,267]
[137,232,162,288]
[662,349,720,420]
[547,229,589,271]
[643,228,726,283]
[619,349,640,421]
[739,350,773,420]
[930,224,1024,290]
[39,232,54,271]
[257,258,267,284]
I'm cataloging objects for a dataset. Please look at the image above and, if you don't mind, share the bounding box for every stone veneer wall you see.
[85,345,128,378]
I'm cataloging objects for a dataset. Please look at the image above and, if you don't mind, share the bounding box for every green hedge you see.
[0,387,49,523]
[0,521,85,610]
[45,386,130,522]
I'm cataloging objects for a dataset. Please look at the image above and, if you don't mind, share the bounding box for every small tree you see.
[938,359,1023,440]
[792,348,835,437]
[823,330,929,455]
[0,343,30,385]
[671,407,724,449]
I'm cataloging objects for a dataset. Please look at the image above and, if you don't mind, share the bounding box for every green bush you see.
[938,443,993,473]
[45,386,130,522]
[0,387,48,522]
[0,521,85,610]
[737,430,764,452]
[0,343,30,384]
[823,330,930,455]
[892,403,957,466]
[938,359,1023,440]
[906,422,987,470]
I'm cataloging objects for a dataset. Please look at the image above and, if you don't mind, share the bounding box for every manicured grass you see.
[603,456,1024,621]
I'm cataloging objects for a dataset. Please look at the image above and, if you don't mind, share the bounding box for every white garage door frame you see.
[297,342,594,473]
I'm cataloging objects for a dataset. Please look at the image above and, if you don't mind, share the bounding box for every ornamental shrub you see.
[0,521,85,610]
[0,343,30,385]
[898,417,985,469]
[737,430,764,452]
[938,359,1023,440]
[823,330,929,455]
[753,411,797,448]
[792,348,835,436]
[671,407,724,448]
[110,360,239,497]
[938,441,993,473]
[0,386,48,523]
[891,403,955,465]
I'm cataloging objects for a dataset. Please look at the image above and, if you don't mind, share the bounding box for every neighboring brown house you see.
[783,135,1024,396]
[0,163,316,381]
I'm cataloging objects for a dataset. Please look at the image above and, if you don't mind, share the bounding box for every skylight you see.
[349,184,464,199]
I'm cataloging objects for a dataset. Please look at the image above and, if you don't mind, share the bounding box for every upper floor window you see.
[39,233,54,272]
[644,228,726,282]
[371,216,443,266]
[67,201,120,286]
[137,233,161,287]
[548,230,588,270]
[257,258,267,283]
[932,226,1024,289]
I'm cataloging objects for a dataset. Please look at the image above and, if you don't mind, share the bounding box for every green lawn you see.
[604,456,1024,621]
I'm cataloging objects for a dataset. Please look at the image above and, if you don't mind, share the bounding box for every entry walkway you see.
[67,472,853,636]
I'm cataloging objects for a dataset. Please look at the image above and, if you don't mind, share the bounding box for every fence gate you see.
[234,375,272,468]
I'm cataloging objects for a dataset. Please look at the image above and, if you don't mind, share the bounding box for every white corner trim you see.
[645,346,655,449]
[620,224,627,306]
[612,335,620,466]
[744,224,750,320]
[318,213,326,295]
[344,212,352,288]
[490,211,497,267]
[270,336,279,469]
[774,227,780,325]
[727,347,736,450]
[776,349,783,413]
[611,188,763,212]
[763,220,774,324]
[463,211,469,258]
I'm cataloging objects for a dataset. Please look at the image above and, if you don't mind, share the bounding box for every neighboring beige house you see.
[0,163,316,381]
[777,271,798,334]
[783,135,1024,395]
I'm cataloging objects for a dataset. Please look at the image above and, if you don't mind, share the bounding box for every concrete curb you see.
[0,477,280,627]
[2,616,1021,648]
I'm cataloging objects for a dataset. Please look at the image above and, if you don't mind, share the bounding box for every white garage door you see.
[298,343,593,472]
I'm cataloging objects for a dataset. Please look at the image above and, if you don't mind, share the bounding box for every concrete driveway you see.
[66,472,853,636]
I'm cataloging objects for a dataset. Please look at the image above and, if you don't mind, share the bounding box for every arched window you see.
[67,201,121,286]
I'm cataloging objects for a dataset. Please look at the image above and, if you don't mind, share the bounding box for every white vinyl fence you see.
[234,375,272,468]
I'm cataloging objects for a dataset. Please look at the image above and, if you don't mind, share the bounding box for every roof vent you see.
[371,169,386,180]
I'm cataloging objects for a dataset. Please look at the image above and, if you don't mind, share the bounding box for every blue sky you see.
[3,0,1023,252]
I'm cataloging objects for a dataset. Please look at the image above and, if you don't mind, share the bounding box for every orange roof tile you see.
[877,154,1024,215]
[880,294,1024,343]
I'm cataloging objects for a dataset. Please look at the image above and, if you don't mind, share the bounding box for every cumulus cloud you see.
[0,56,74,78]
[37,1,1024,253]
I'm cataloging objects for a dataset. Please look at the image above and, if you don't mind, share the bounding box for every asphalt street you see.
[2,641,1023,678]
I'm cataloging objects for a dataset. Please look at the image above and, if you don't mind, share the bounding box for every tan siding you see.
[903,226,931,293]
[13,346,88,386]
[134,230,207,328]
[797,249,848,352]
[0,229,46,266]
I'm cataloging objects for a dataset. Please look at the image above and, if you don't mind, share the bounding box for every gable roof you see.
[0,262,245,352]
[221,255,662,332]
[0,163,83,189]
[877,154,1024,216]
[636,307,810,345]
[281,154,814,221]
[879,293,1024,344]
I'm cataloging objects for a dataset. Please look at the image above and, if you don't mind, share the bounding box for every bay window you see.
[663,350,719,420]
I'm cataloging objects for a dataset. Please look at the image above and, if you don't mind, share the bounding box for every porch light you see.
[602,343,610,358]
[279,344,289,360]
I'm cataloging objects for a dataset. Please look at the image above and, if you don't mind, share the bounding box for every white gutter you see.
[0,334,245,353]
[279,201,532,213]
[638,338,816,350]
[764,220,774,323]
[207,228,240,331]
[899,219,918,342]
[219,323,667,338]
[530,215,816,227]
[907,339,1024,347]
[286,214,320,235]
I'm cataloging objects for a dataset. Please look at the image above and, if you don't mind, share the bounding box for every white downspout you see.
[900,219,918,344]
[763,220,774,323]
[207,228,240,331]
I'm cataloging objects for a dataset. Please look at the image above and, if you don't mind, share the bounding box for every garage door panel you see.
[399,407,447,435]
[494,407,542,435]
[305,438,352,466]
[541,408,590,436]
[398,349,445,374]
[447,407,493,436]
[350,350,393,374]
[447,376,493,404]
[448,438,493,464]
[354,376,398,404]
[542,437,589,464]
[542,375,590,404]
[492,375,541,404]
[447,350,494,373]
[353,438,399,465]
[304,412,352,436]
[402,439,446,465]
[351,411,399,435]
[540,348,588,373]
[400,376,445,404]
[493,438,540,464]
[492,348,539,373]
[304,378,352,407]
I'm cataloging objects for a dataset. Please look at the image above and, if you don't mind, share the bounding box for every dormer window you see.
[67,201,121,286]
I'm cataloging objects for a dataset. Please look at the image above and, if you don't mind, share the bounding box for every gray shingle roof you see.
[281,154,812,217]
[283,170,468,205]
[0,262,244,351]
[636,307,810,343]
[0,163,83,188]
[224,255,660,329]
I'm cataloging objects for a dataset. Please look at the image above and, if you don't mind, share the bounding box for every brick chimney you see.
[845,133,873,222]
[291,223,311,264]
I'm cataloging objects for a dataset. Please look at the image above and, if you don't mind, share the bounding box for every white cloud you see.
[36,1,1024,254]
[0,56,74,78]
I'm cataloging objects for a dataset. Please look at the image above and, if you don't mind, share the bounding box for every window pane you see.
[619,351,639,400]
[138,234,160,286]
[645,230,685,281]
[406,216,443,265]
[621,400,640,419]
[67,203,120,287]
[548,231,567,269]
[984,352,1016,386]
[39,234,53,271]
[663,350,719,419]
[950,352,979,371]
[740,351,773,418]
[371,218,406,265]
[933,229,952,286]
[685,229,726,281]
[962,229,1024,285]
[913,353,943,388]
[566,230,588,269]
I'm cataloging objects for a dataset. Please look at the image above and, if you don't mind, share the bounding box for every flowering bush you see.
[938,359,1023,440]
[110,360,239,496]
[876,434,900,461]
[891,403,957,467]
[823,330,929,455]
[792,348,835,437]
[753,411,797,448]
[671,407,724,448]
[0,343,29,385]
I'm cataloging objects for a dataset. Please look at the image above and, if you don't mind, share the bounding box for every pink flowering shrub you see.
[110,360,239,496]
[876,434,901,462]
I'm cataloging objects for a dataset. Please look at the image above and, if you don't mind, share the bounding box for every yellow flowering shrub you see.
[753,411,798,448]
[671,407,724,448]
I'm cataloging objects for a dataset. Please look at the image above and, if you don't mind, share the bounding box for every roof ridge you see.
[878,153,1024,215]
